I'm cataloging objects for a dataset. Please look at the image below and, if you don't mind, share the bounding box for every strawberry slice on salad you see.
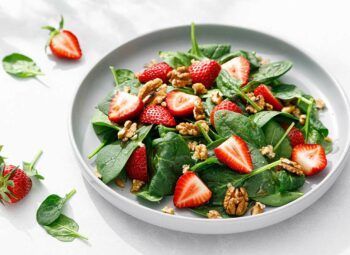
[210,99,242,126]
[173,171,212,208]
[254,84,283,111]
[138,62,173,83]
[291,144,327,176]
[189,60,221,88]
[42,16,82,60]
[166,91,200,117]
[221,56,250,86]
[214,135,253,174]
[139,105,176,127]
[108,91,144,123]
[125,145,148,182]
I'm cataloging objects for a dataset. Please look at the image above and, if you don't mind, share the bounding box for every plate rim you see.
[68,23,350,231]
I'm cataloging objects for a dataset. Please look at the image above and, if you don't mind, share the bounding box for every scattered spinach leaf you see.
[2,53,44,78]
[276,170,305,193]
[196,44,231,60]
[250,110,297,128]
[252,191,303,207]
[23,150,44,180]
[271,84,304,100]
[159,51,197,68]
[251,61,293,84]
[109,67,136,85]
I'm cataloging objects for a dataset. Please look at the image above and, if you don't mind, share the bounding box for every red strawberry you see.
[214,135,253,174]
[139,105,176,127]
[254,84,283,111]
[43,16,82,60]
[138,62,173,83]
[125,146,148,182]
[281,124,305,147]
[221,56,250,86]
[291,144,327,176]
[173,171,212,208]
[166,91,200,117]
[108,91,144,123]
[0,165,32,203]
[210,99,242,126]
[189,60,221,88]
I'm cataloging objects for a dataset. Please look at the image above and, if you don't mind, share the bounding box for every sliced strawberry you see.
[125,146,148,182]
[221,56,250,86]
[108,91,144,123]
[138,62,173,83]
[254,84,283,111]
[291,144,327,176]
[189,60,221,88]
[281,124,305,147]
[214,135,253,174]
[210,99,242,126]
[166,91,200,117]
[173,171,212,208]
[139,105,176,127]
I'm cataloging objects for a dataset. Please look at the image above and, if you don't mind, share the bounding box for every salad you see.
[89,23,331,219]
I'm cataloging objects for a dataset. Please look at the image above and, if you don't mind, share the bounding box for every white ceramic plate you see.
[69,24,350,234]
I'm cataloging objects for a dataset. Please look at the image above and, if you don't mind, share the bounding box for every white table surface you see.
[1,0,350,254]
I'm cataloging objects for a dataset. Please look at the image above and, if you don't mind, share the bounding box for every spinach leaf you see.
[308,128,332,154]
[276,170,305,192]
[196,44,231,60]
[243,170,276,197]
[110,67,136,85]
[204,96,216,116]
[157,125,177,137]
[147,132,193,198]
[36,189,76,226]
[252,191,303,207]
[96,125,152,183]
[263,120,292,158]
[191,157,221,172]
[271,84,304,100]
[91,109,120,139]
[190,23,206,59]
[136,190,162,202]
[97,90,115,115]
[214,110,266,148]
[250,111,297,128]
[251,61,293,84]
[2,53,44,78]
[190,205,230,218]
[43,214,87,242]
[218,50,260,70]
[216,70,241,98]
[159,51,197,68]
[22,150,44,180]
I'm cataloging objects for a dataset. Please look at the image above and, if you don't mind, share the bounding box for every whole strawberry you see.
[42,16,82,60]
[189,60,221,88]
[0,165,32,203]
[138,62,173,83]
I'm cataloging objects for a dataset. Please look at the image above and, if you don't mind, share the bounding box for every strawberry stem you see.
[274,122,295,151]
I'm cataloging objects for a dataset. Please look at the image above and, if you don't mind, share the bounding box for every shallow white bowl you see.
[69,24,350,234]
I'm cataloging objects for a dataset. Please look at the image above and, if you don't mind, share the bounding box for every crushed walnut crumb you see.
[246,105,257,114]
[299,114,306,125]
[315,98,326,110]
[118,120,137,142]
[193,99,205,120]
[260,145,275,159]
[211,91,223,105]
[207,210,222,219]
[176,122,200,136]
[144,59,158,68]
[188,141,198,151]
[123,86,131,93]
[138,78,163,102]
[251,202,265,215]
[115,178,125,188]
[193,144,208,161]
[223,186,249,216]
[148,84,168,105]
[167,66,192,87]
[162,206,175,215]
[278,158,304,176]
[192,83,207,95]
[94,168,102,179]
[260,58,270,65]
[182,164,190,173]
[130,179,145,193]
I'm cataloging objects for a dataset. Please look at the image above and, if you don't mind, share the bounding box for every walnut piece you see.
[279,158,304,176]
[193,99,205,120]
[176,122,200,136]
[211,91,223,105]
[299,114,306,125]
[115,178,125,188]
[315,98,326,110]
[118,120,137,142]
[246,92,274,112]
[161,206,175,215]
[193,144,208,161]
[260,145,275,159]
[182,164,190,173]
[223,186,249,216]
[195,120,209,133]
[192,83,207,95]
[281,105,296,114]
[207,210,222,219]
[251,202,265,215]
[148,84,168,105]
[138,78,163,101]
[130,179,145,193]
[188,141,198,151]
[167,66,192,87]
[246,105,257,114]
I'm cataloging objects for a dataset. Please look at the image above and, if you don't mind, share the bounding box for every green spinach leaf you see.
[251,61,293,84]
[2,53,44,78]
[216,70,241,98]
[97,90,115,115]
[159,51,197,68]
[218,50,260,70]
[271,84,304,100]
[196,44,231,60]
[263,120,292,158]
[276,170,305,192]
[136,190,163,202]
[250,110,297,128]
[252,191,303,206]
[190,205,230,218]
[110,67,136,85]
[308,128,332,154]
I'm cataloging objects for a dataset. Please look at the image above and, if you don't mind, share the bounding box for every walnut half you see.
[223,186,249,216]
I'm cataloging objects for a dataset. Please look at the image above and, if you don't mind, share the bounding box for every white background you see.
[1,0,350,254]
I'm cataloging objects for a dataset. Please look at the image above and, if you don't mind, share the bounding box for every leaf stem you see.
[274,122,295,151]
[298,96,312,105]
[196,123,213,143]
[109,66,118,85]
[88,141,107,159]
[29,150,43,170]
[191,157,220,172]
[64,189,76,203]
[237,90,262,111]
[304,98,314,141]
[190,23,204,58]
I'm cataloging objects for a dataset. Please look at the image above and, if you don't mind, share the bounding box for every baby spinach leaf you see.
[191,157,221,172]
[216,70,241,98]
[157,125,177,137]
[110,67,136,85]
[190,23,205,59]
[243,170,276,198]
[214,110,266,148]
[196,44,231,60]
[276,170,305,193]
[36,189,76,226]
[43,214,87,242]
[250,111,297,128]
[308,128,332,154]
[252,191,303,206]
[159,51,197,68]
[190,205,230,218]
[96,125,152,183]
[147,132,193,199]
[218,50,260,70]
[263,120,292,159]
[23,150,44,180]
[251,61,293,84]
[271,84,304,100]
[97,90,115,115]
[136,190,162,202]
[92,109,120,135]
[2,53,44,78]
